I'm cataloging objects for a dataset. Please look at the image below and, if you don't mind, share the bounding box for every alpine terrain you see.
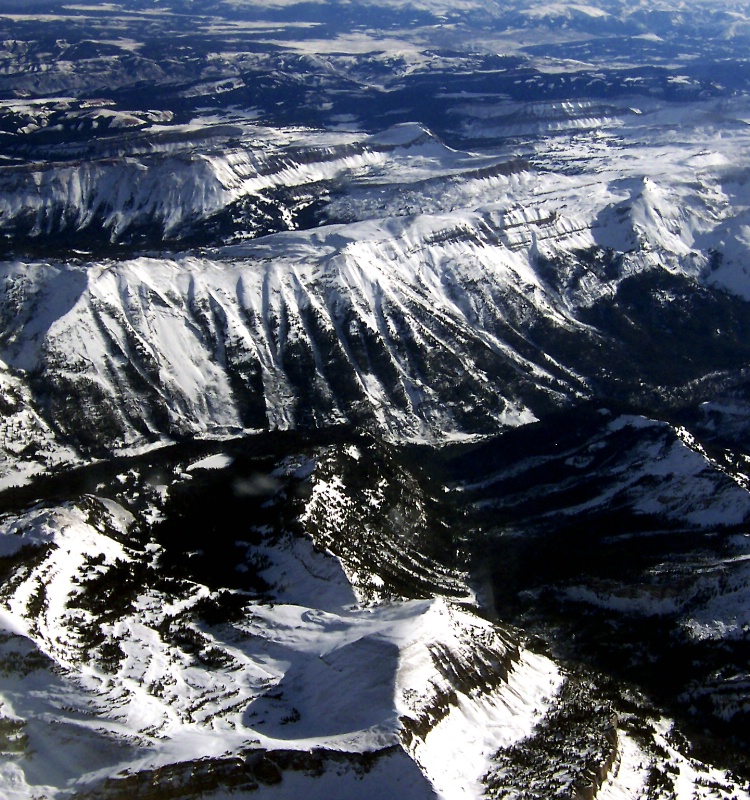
[0,1,750,798]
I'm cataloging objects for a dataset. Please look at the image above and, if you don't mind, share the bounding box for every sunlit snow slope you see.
[5,97,750,480]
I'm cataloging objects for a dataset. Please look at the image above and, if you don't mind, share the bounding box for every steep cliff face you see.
[0,136,387,246]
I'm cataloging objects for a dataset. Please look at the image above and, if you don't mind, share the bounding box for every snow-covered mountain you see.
[4,98,750,477]
[0,436,561,800]
[1,427,748,800]
[2,2,750,798]
[0,105,750,482]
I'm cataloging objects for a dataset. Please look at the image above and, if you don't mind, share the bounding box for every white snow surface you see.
[4,97,750,470]
[0,497,560,800]
[408,649,560,800]
[560,415,750,527]
[186,453,234,472]
[598,721,750,800]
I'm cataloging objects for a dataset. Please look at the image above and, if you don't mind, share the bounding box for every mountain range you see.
[1,1,750,798]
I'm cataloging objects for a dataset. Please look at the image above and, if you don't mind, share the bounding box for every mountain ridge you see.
[2,3,750,798]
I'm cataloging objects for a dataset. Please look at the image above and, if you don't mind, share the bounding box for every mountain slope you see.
[3,91,750,475]
[445,406,750,758]
[2,3,750,798]
[0,435,563,800]
[1,426,748,799]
